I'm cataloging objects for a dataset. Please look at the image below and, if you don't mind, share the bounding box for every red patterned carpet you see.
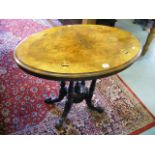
[0,19,155,135]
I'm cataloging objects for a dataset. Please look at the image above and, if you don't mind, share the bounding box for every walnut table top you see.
[14,24,141,80]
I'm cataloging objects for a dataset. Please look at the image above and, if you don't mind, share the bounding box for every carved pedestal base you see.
[45,80,103,129]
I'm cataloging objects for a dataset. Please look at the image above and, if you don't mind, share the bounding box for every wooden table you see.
[14,25,141,129]
[142,20,155,55]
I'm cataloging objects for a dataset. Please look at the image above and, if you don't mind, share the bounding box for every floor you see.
[115,20,155,134]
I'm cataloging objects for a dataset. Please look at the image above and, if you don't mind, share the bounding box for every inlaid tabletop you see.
[14,24,141,80]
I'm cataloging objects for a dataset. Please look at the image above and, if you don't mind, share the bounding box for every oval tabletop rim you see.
[14,24,142,81]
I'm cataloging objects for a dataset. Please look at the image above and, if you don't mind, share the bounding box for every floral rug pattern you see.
[12,76,155,135]
[0,19,155,135]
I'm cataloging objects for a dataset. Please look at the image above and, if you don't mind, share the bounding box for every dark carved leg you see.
[55,81,74,129]
[74,81,80,94]
[86,79,103,113]
[45,79,103,129]
[45,81,67,104]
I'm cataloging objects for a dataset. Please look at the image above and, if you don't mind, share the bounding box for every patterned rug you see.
[0,19,155,135]
[11,76,155,135]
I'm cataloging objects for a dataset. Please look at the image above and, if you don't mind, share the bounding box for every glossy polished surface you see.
[14,25,141,80]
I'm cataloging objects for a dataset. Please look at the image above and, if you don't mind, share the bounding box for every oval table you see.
[14,24,141,129]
